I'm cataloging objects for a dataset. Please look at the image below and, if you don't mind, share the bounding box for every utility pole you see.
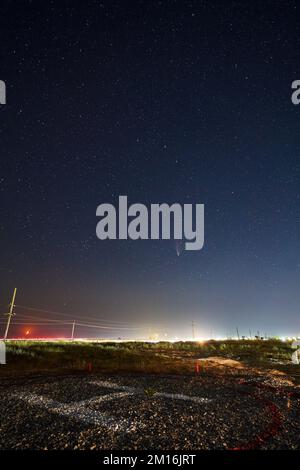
[249,329,252,339]
[236,326,240,340]
[192,321,195,340]
[4,288,17,340]
[71,320,76,340]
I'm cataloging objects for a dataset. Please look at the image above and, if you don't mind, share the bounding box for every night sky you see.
[1,0,300,339]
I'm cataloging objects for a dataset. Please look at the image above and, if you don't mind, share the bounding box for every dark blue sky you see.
[1,0,300,339]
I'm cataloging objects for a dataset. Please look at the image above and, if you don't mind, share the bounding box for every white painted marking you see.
[154,392,211,403]
[89,380,136,393]
[13,390,134,431]
[13,379,213,432]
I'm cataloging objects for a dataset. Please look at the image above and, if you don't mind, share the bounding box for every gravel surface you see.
[0,373,299,450]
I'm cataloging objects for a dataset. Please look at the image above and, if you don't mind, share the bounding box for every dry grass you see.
[0,339,297,380]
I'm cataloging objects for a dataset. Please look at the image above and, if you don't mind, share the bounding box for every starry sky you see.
[1,0,300,339]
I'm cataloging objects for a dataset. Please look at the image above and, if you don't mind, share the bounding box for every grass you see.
[1,341,190,376]
[0,339,297,378]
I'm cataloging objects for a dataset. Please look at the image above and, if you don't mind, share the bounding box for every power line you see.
[0,322,73,326]
[0,320,142,330]
[10,315,74,324]
[70,322,142,330]
[14,304,138,326]
[1,299,145,339]
[16,312,139,329]
[15,304,132,323]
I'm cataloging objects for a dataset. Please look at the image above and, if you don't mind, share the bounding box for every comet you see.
[175,240,183,256]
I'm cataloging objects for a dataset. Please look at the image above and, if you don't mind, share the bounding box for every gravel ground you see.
[0,373,299,450]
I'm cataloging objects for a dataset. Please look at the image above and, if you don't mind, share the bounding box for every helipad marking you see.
[90,380,212,403]
[13,379,212,432]
[89,380,136,393]
[13,390,134,431]
[154,392,211,403]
